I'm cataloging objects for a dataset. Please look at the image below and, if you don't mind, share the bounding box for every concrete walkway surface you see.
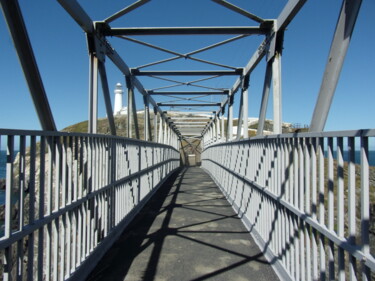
[87,167,279,281]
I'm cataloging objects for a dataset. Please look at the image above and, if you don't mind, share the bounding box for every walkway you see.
[87,167,278,281]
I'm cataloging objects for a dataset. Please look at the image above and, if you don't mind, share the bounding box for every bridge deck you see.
[87,167,278,281]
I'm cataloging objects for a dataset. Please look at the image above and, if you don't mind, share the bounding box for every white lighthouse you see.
[113,83,127,115]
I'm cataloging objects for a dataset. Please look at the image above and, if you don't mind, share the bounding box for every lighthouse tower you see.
[113,83,123,115]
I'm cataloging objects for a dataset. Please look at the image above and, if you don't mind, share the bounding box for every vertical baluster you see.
[327,137,335,280]
[45,136,54,281]
[304,138,312,281]
[38,136,45,281]
[336,137,345,281]
[360,136,370,281]
[299,138,305,280]
[27,136,36,281]
[16,135,25,281]
[4,135,14,281]
[310,137,318,280]
[347,137,357,280]
[318,137,326,281]
[60,137,67,281]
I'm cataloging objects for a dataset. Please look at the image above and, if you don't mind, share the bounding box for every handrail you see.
[202,130,375,280]
[0,129,180,280]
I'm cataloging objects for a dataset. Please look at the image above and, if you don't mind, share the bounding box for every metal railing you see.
[202,129,375,281]
[0,129,180,281]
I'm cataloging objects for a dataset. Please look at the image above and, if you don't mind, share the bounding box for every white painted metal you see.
[202,129,375,281]
[257,61,272,136]
[309,0,362,132]
[272,54,282,134]
[242,88,248,139]
[88,54,98,134]
[0,129,180,281]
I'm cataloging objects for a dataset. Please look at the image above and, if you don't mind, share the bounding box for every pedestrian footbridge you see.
[0,0,374,280]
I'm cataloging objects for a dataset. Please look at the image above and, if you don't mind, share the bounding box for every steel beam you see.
[97,61,116,135]
[106,26,268,36]
[176,125,206,127]
[58,0,179,137]
[104,0,151,23]
[118,36,237,70]
[157,103,221,107]
[211,0,264,23]
[202,38,268,136]
[173,121,208,123]
[170,117,212,120]
[276,0,307,32]
[57,0,94,33]
[149,91,228,96]
[132,69,242,76]
[1,0,56,131]
[105,42,180,136]
[310,0,362,132]
[136,35,248,69]
[165,111,215,115]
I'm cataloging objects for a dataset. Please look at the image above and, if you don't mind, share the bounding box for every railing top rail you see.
[0,128,179,150]
[203,128,375,148]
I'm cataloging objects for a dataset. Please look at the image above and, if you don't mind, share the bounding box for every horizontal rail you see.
[132,69,242,76]
[148,91,228,95]
[202,129,375,281]
[106,26,268,36]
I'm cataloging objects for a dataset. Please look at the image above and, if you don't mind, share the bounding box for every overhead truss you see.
[0,0,362,146]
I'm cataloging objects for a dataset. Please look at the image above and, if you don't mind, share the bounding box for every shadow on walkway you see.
[87,167,278,281]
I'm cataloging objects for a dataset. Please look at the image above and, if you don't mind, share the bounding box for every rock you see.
[0,178,5,190]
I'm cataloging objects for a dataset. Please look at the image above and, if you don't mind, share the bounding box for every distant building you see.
[113,83,127,115]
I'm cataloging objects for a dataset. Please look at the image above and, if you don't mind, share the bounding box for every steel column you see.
[143,95,150,141]
[221,114,225,140]
[310,0,362,132]
[126,77,140,139]
[97,61,116,135]
[236,91,244,140]
[158,117,163,143]
[242,76,249,139]
[227,95,234,141]
[107,26,268,36]
[257,61,272,135]
[216,117,221,141]
[153,107,158,142]
[0,0,56,131]
[272,53,282,134]
[88,54,99,134]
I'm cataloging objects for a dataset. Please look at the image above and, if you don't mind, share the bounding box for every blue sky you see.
[0,0,374,132]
